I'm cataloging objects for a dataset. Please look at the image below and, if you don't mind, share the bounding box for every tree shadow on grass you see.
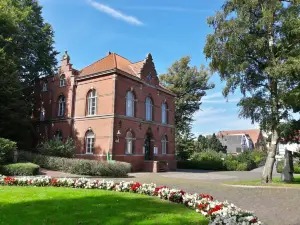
[0,187,208,225]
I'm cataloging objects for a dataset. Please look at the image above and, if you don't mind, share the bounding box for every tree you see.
[160,56,214,157]
[207,133,227,153]
[0,0,58,147]
[204,0,300,183]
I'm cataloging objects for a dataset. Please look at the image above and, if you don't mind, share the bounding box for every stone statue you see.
[281,149,294,182]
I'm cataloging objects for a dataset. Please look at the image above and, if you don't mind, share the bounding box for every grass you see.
[225,176,300,188]
[0,186,208,225]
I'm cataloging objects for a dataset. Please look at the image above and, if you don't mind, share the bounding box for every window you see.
[161,135,168,154]
[42,81,48,92]
[125,131,133,154]
[55,130,62,141]
[87,89,97,115]
[86,130,95,154]
[60,74,66,87]
[40,108,45,121]
[146,97,152,121]
[58,95,65,117]
[161,103,167,124]
[126,91,134,117]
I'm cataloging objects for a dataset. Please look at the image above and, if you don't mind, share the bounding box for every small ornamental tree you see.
[204,0,300,183]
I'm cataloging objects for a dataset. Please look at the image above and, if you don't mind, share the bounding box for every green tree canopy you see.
[0,0,58,147]
[160,56,214,134]
[204,0,300,182]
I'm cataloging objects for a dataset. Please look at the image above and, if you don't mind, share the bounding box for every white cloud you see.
[202,92,223,100]
[203,98,240,103]
[201,92,240,104]
[87,0,143,26]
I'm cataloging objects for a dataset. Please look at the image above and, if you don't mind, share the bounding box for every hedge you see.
[18,151,131,177]
[0,163,40,176]
[177,160,225,170]
[276,161,300,174]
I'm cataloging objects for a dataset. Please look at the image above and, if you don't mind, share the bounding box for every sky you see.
[39,0,258,136]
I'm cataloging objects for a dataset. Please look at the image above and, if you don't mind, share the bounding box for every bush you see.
[223,157,239,171]
[37,137,75,158]
[0,138,17,164]
[178,150,225,170]
[277,160,300,174]
[18,151,131,177]
[0,163,39,176]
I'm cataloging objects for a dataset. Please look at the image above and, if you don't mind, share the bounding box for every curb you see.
[223,183,300,189]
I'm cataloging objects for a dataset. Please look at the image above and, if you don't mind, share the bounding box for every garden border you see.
[0,175,262,225]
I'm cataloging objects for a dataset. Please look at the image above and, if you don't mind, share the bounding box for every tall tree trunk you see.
[261,130,278,183]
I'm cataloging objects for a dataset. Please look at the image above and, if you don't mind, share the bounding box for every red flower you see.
[251,218,257,223]
[131,182,141,192]
[4,177,15,185]
[199,193,213,201]
[207,204,223,216]
[51,179,57,185]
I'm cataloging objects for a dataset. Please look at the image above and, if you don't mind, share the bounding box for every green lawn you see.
[226,176,300,188]
[0,186,208,225]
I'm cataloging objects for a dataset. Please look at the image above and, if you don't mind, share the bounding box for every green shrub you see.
[18,151,131,177]
[37,137,75,158]
[235,152,257,170]
[0,138,17,164]
[277,160,300,174]
[0,163,39,176]
[236,162,248,171]
[250,150,267,166]
[223,158,239,171]
[178,150,225,170]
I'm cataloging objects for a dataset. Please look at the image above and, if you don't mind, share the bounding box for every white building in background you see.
[276,142,300,160]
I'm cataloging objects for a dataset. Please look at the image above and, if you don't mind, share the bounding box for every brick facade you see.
[33,51,176,171]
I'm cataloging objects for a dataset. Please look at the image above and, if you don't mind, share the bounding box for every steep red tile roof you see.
[79,53,133,77]
[217,129,262,145]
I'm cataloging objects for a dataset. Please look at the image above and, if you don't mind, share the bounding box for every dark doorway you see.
[144,134,151,160]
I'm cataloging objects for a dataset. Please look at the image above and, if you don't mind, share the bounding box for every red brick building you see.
[33,51,176,171]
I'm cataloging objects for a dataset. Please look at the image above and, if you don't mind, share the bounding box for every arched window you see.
[42,81,48,92]
[60,74,66,87]
[40,108,45,121]
[87,89,97,115]
[161,103,167,124]
[161,135,168,154]
[58,95,65,117]
[126,91,134,117]
[125,131,133,154]
[86,130,95,154]
[55,130,62,141]
[145,97,153,121]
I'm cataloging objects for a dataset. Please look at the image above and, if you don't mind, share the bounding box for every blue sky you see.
[40,0,258,136]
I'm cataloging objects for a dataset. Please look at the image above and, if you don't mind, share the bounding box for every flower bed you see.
[0,175,262,225]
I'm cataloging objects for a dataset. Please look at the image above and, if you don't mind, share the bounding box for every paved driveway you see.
[124,170,298,225]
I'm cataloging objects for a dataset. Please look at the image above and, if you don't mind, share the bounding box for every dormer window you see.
[60,74,66,87]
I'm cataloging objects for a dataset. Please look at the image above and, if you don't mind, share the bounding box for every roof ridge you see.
[130,60,144,65]
[80,54,111,72]
[114,53,132,63]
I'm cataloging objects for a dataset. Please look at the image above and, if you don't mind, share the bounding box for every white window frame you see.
[126,91,134,117]
[60,75,66,87]
[146,97,152,121]
[162,135,168,154]
[42,81,48,92]
[58,95,65,117]
[40,108,45,121]
[87,90,97,116]
[161,103,167,124]
[86,131,95,154]
[125,131,133,154]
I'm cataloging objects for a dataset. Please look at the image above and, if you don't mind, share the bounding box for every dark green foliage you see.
[196,134,227,153]
[0,138,17,164]
[160,57,214,135]
[175,132,195,160]
[18,151,131,177]
[0,0,58,147]
[37,137,75,158]
[0,163,39,176]
[177,160,224,171]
